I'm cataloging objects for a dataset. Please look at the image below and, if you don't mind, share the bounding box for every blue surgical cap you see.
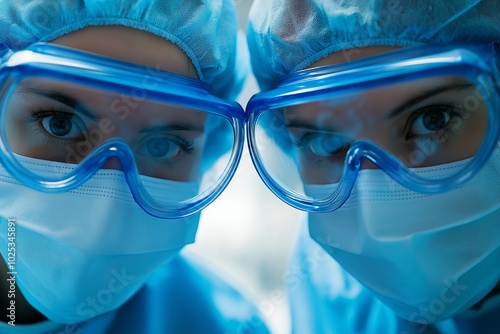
[247,0,500,90]
[0,0,246,99]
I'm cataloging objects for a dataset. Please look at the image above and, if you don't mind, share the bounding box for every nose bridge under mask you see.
[359,158,379,170]
[100,155,126,171]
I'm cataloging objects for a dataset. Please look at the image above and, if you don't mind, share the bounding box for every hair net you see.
[247,0,500,90]
[0,0,246,99]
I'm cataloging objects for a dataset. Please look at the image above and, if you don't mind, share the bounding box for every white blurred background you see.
[186,1,305,333]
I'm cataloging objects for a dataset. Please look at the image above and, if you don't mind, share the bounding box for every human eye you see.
[138,134,195,163]
[405,104,463,141]
[294,131,350,162]
[26,109,86,143]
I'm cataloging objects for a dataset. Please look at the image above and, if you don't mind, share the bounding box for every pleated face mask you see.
[0,157,200,323]
[307,147,500,323]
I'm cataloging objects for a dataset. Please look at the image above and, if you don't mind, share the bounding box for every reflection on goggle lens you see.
[2,77,236,212]
[253,75,490,202]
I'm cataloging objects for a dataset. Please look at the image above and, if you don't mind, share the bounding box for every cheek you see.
[4,100,39,156]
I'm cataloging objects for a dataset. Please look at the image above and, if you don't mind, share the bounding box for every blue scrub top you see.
[287,222,500,334]
[0,252,270,334]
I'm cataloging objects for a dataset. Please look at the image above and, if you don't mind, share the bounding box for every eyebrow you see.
[17,86,99,121]
[139,124,205,134]
[386,83,474,119]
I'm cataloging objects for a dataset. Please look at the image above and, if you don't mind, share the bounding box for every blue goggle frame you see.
[0,43,246,218]
[246,43,500,212]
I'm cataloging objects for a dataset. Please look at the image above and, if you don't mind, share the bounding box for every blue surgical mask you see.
[307,147,500,323]
[0,157,200,323]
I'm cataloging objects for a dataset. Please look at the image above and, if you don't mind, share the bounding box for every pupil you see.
[148,138,171,157]
[323,136,343,154]
[49,117,72,136]
[310,135,345,156]
[423,111,446,131]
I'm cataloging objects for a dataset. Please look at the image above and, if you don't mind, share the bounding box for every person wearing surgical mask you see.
[0,1,269,333]
[246,0,499,333]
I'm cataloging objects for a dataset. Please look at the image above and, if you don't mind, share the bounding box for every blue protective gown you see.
[287,222,500,334]
[0,251,270,334]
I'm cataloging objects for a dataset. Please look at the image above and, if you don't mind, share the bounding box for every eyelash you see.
[170,137,195,154]
[135,133,197,171]
[27,108,196,147]
[25,108,83,145]
[293,133,346,166]
[404,103,463,141]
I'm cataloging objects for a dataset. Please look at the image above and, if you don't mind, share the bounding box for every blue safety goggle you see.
[246,43,500,212]
[0,43,245,219]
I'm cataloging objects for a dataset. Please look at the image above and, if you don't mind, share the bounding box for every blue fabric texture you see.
[247,0,500,90]
[0,252,270,334]
[286,222,500,334]
[0,0,246,99]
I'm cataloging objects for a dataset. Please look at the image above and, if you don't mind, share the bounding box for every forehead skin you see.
[308,46,401,68]
[51,25,198,79]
